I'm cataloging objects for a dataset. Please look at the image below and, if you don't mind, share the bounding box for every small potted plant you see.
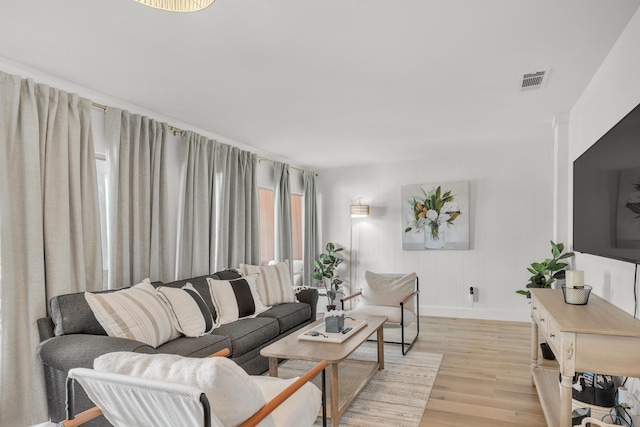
[516,241,575,299]
[517,241,574,360]
[312,242,344,310]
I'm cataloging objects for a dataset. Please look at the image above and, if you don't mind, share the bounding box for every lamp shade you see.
[133,0,215,12]
[350,203,370,218]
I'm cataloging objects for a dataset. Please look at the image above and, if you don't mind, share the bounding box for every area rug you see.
[274,343,443,427]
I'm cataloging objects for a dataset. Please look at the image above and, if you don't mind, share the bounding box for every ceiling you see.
[1,0,638,170]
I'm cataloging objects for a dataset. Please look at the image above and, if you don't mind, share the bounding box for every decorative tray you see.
[298,318,368,343]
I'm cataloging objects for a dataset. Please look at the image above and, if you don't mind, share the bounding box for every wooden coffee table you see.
[260,315,387,427]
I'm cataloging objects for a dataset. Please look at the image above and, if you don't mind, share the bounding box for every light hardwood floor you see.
[410,316,548,426]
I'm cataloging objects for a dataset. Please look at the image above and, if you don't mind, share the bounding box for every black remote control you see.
[341,327,352,334]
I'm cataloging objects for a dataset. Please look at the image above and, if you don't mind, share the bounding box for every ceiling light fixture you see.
[133,0,215,12]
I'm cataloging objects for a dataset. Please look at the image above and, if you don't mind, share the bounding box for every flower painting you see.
[401,181,470,250]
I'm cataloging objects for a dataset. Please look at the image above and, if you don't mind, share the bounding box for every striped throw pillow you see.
[157,283,215,337]
[240,260,295,305]
[206,275,269,325]
[85,279,178,348]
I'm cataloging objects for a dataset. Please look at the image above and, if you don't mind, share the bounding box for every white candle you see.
[565,270,584,289]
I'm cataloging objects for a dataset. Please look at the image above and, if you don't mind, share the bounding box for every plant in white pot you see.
[312,242,344,310]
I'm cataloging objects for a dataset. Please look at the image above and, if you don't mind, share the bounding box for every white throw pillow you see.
[360,271,418,312]
[240,260,296,305]
[206,275,269,325]
[85,279,178,348]
[157,283,216,337]
[94,352,275,427]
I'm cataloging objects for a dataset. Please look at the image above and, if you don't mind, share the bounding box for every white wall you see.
[317,146,555,322]
[568,7,640,317]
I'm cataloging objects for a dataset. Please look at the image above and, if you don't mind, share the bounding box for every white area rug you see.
[275,343,443,427]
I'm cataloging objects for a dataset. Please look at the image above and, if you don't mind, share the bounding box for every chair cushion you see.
[206,275,269,325]
[350,304,415,325]
[251,376,322,427]
[157,283,215,337]
[94,352,276,427]
[85,280,179,348]
[240,260,296,305]
[361,271,417,312]
[258,303,311,333]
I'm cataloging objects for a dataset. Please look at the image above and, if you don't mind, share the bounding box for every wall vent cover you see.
[520,70,549,91]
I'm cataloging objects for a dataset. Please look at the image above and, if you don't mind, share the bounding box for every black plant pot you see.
[540,342,555,360]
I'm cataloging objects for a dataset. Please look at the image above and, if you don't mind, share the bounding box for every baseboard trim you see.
[420,305,531,323]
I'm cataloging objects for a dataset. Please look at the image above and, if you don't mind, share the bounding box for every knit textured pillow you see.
[156,283,215,337]
[240,260,295,305]
[85,279,179,348]
[206,275,269,325]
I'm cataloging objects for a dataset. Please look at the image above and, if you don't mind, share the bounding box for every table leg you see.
[268,357,278,377]
[331,363,339,427]
[377,326,384,370]
[560,374,573,427]
[531,321,538,386]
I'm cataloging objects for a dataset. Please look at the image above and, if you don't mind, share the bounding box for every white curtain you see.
[176,132,259,277]
[0,71,102,426]
[105,107,170,287]
[303,170,319,287]
[274,162,293,266]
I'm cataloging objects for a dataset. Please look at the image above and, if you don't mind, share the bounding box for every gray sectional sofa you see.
[36,269,318,425]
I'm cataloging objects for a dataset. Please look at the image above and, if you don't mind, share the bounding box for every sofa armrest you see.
[37,334,156,372]
[38,317,56,342]
[295,288,318,321]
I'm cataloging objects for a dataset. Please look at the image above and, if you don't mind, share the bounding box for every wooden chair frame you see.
[341,276,420,355]
[61,348,328,427]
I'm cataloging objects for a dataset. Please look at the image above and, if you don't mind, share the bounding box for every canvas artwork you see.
[616,167,640,248]
[401,181,470,250]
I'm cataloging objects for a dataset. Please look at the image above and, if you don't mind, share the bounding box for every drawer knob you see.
[533,306,538,310]
[541,318,545,322]
[550,333,555,338]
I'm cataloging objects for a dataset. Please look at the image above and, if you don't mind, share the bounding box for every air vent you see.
[520,69,549,91]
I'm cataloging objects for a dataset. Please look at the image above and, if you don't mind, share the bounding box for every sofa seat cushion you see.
[213,317,279,357]
[258,303,311,334]
[155,334,231,358]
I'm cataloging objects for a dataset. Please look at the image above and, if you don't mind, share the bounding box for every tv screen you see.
[574,101,640,264]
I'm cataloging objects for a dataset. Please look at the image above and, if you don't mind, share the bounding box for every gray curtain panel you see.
[0,71,102,426]
[213,143,260,270]
[303,170,319,287]
[274,162,293,270]
[176,132,259,277]
[175,131,216,278]
[105,107,170,288]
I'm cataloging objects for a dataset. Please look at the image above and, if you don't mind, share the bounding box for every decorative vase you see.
[424,225,445,249]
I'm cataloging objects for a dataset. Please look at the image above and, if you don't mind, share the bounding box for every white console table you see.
[530,288,640,427]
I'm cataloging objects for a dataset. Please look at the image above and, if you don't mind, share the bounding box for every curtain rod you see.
[92,101,317,176]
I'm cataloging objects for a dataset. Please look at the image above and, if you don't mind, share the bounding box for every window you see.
[258,188,302,266]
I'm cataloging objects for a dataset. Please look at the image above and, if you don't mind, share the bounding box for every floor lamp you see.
[349,198,369,308]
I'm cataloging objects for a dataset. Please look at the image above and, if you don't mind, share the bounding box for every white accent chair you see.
[59,349,327,427]
[341,271,419,355]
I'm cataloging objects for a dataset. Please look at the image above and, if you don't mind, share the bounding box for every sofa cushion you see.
[206,276,268,325]
[213,317,279,357]
[156,283,215,337]
[258,303,311,334]
[155,334,231,358]
[361,271,417,312]
[94,352,275,427]
[240,260,296,305]
[85,280,179,348]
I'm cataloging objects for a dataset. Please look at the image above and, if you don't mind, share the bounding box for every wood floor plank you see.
[411,316,547,426]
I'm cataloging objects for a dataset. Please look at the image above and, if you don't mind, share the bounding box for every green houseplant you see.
[516,241,575,299]
[312,242,344,310]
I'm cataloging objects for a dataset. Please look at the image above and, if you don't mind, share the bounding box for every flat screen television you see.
[573,101,640,264]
